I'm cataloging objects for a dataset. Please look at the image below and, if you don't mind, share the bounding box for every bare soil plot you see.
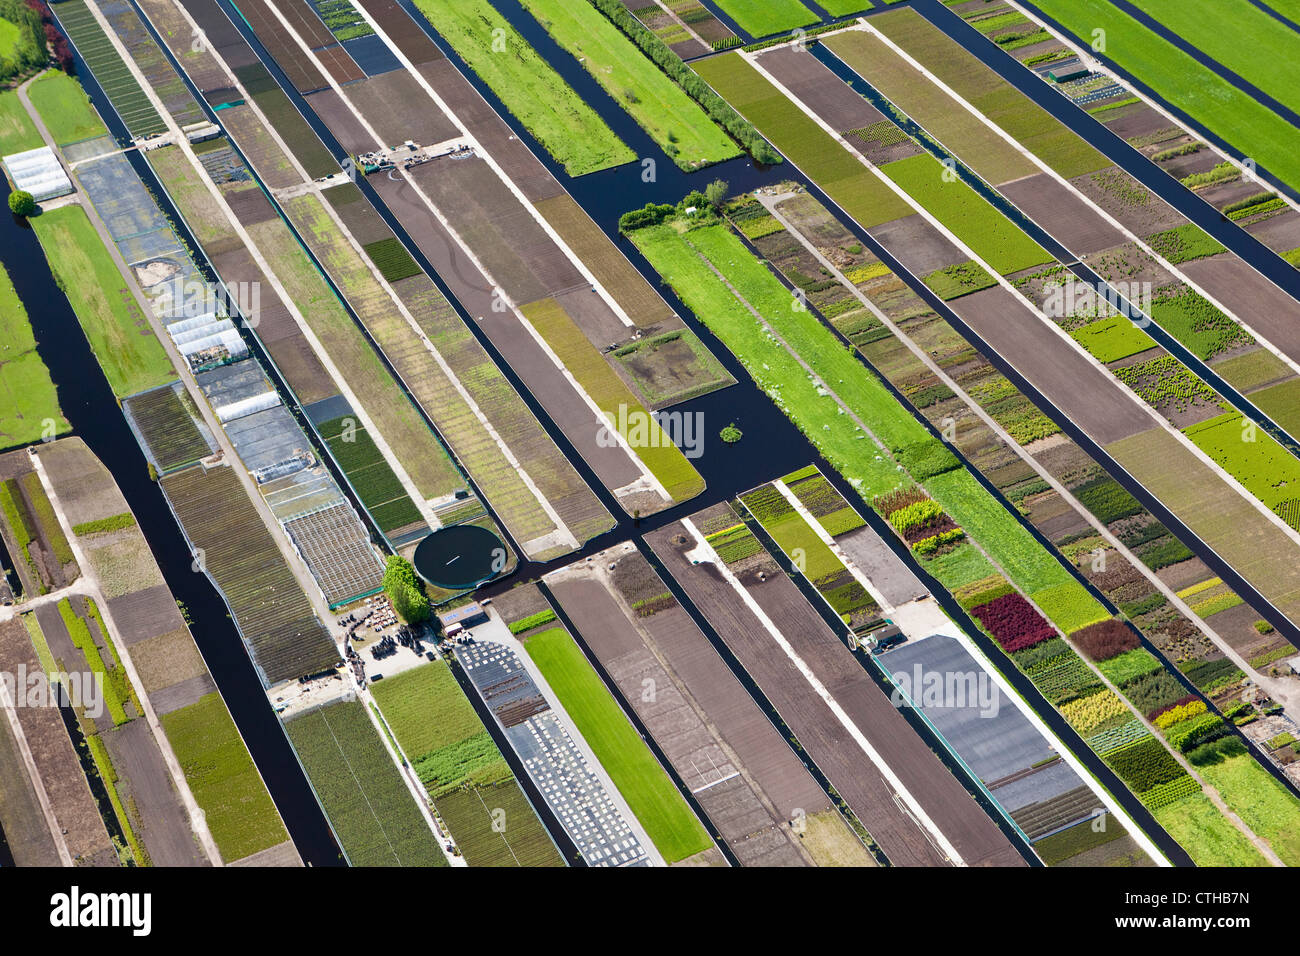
[237,0,364,90]
[1070,167,1185,236]
[647,522,1024,867]
[1000,172,1127,255]
[408,156,584,307]
[103,719,207,866]
[1180,257,1300,366]
[1245,208,1300,255]
[759,44,885,135]
[343,69,459,147]
[305,86,389,155]
[535,193,676,330]
[548,569,814,867]
[866,212,967,278]
[371,173,647,499]
[415,58,563,202]
[0,712,61,865]
[135,0,228,93]
[224,183,278,227]
[356,0,445,66]
[0,619,116,865]
[234,0,328,93]
[947,285,1154,444]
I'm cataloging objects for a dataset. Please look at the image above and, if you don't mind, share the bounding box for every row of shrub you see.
[589,0,780,164]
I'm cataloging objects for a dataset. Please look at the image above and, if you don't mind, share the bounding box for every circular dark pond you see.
[412,524,506,590]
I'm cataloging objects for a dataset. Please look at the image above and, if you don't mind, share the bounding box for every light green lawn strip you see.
[879,152,1055,275]
[521,297,704,503]
[713,0,818,37]
[692,53,912,229]
[1029,0,1300,193]
[516,0,737,168]
[161,692,286,861]
[30,206,174,398]
[410,0,633,175]
[1247,378,1300,438]
[26,70,107,145]
[0,260,66,450]
[523,626,713,863]
[1153,791,1269,866]
[818,0,874,14]
[0,87,42,152]
[1197,754,1300,866]
[1069,316,1158,363]
[1183,412,1300,512]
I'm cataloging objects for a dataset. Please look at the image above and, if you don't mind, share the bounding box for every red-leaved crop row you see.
[972,592,1056,653]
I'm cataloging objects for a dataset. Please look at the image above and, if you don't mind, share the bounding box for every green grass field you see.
[1153,792,1269,866]
[1069,316,1158,363]
[879,153,1055,275]
[370,661,562,865]
[160,693,288,862]
[410,0,633,175]
[818,0,874,14]
[286,698,446,867]
[1130,0,1300,122]
[711,0,817,37]
[1183,412,1300,515]
[31,205,174,398]
[0,87,41,152]
[1028,0,1300,193]
[371,661,511,798]
[0,261,66,450]
[522,626,713,863]
[693,53,913,228]
[1198,753,1300,866]
[26,70,108,145]
[516,0,737,169]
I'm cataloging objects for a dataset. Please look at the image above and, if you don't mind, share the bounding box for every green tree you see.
[705,178,729,211]
[8,191,36,217]
[382,555,430,624]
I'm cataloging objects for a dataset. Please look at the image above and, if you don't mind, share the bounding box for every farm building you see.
[1,147,73,202]
[438,602,488,631]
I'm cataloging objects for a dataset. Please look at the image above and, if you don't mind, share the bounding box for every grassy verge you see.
[517,0,737,168]
[30,205,174,398]
[522,626,713,863]
[0,260,66,449]
[26,69,107,144]
[410,0,633,175]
